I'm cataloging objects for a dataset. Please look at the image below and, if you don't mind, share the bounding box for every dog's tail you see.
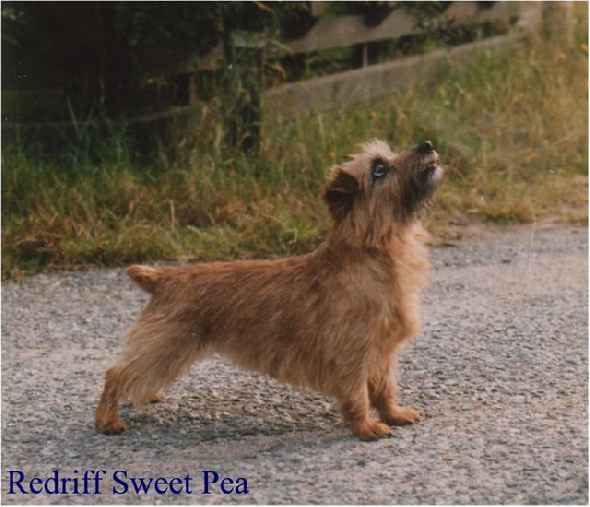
[127,265,162,295]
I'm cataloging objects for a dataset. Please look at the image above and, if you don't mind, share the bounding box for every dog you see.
[95,140,443,440]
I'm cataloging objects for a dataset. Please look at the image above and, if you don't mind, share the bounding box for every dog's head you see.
[323,140,443,242]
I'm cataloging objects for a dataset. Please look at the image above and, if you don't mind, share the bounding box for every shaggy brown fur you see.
[95,140,443,440]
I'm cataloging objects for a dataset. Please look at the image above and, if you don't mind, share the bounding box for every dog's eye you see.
[372,161,389,179]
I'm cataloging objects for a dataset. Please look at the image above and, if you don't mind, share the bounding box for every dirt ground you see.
[1,224,587,504]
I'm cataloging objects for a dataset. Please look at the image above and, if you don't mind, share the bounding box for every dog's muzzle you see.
[417,142,443,186]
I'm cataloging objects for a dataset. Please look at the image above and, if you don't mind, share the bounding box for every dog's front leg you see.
[368,354,423,426]
[339,382,393,440]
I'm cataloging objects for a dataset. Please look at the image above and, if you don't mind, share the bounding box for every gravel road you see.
[2,224,587,504]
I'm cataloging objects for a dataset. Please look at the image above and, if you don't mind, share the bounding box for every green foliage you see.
[1,2,301,119]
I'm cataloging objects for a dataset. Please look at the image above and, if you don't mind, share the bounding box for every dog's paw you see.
[147,393,163,404]
[354,419,394,441]
[96,418,128,435]
[384,406,423,426]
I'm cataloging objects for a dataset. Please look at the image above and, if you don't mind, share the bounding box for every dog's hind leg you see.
[95,321,206,435]
[95,366,128,434]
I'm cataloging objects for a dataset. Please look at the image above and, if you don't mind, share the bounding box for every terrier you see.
[95,140,443,440]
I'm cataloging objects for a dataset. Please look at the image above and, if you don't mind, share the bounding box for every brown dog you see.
[95,140,443,440]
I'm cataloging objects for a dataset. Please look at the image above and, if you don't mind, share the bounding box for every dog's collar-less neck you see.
[327,217,419,250]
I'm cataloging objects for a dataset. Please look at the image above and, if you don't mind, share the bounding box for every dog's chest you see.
[385,234,431,340]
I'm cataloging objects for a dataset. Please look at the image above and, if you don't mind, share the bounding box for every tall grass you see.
[2,16,587,279]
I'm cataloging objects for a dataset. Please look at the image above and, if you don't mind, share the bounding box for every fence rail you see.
[285,1,519,55]
[265,32,524,117]
[173,2,527,73]
[264,2,545,117]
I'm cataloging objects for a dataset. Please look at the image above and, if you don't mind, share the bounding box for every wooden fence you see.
[264,2,545,116]
[224,1,556,149]
[187,1,567,149]
[2,1,576,154]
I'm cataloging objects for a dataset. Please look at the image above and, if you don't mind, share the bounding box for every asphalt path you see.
[1,224,587,504]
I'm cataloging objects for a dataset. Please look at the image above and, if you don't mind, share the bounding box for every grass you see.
[2,16,588,280]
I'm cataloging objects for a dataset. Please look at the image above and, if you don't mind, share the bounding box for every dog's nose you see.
[416,141,434,154]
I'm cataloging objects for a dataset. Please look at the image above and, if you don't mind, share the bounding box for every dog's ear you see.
[323,168,359,221]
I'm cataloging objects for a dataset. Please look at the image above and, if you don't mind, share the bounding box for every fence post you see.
[222,10,263,155]
[543,1,575,47]
[516,2,544,38]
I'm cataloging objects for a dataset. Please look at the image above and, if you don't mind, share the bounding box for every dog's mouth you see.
[420,152,444,186]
